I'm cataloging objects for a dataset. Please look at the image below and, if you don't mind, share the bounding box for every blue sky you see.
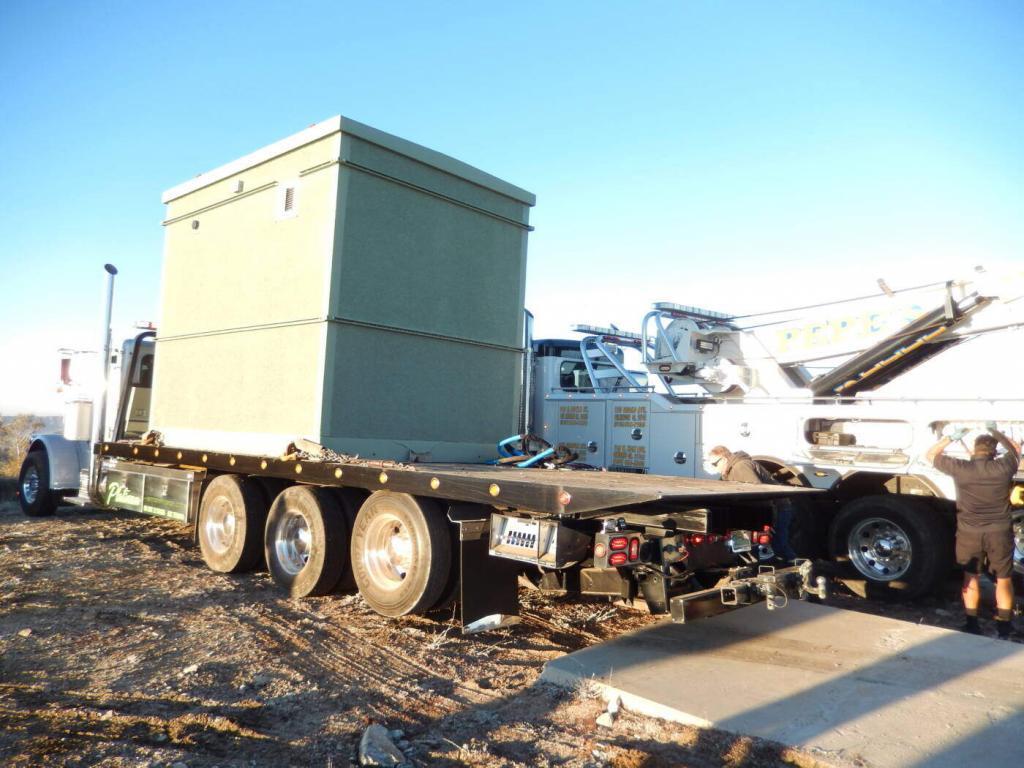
[1,1,1022,413]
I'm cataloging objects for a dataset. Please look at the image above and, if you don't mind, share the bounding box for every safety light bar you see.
[651,302,733,321]
[571,324,643,343]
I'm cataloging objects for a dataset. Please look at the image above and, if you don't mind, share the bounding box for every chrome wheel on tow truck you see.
[829,495,950,600]
[847,516,914,582]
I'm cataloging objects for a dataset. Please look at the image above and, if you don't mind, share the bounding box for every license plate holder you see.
[729,530,753,553]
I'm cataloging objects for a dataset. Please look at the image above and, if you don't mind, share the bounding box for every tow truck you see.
[531,282,1024,599]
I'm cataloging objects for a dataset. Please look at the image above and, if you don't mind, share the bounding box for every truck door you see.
[648,409,699,477]
[549,398,606,468]
[606,399,651,473]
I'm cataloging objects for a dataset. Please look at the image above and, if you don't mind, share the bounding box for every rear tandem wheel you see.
[350,491,452,617]
[264,485,349,598]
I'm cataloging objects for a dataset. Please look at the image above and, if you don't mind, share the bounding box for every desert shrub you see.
[0,415,44,479]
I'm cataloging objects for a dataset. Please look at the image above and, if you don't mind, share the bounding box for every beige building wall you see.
[159,133,341,337]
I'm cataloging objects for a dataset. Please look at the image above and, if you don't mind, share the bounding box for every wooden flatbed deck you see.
[97,442,823,517]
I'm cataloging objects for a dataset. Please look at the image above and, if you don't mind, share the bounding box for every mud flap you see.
[450,507,521,633]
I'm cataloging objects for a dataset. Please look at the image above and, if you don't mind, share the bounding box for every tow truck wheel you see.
[350,492,451,617]
[265,486,348,598]
[198,474,268,573]
[828,495,949,600]
[18,450,59,517]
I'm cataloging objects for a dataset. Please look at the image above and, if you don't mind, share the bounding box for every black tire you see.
[350,492,452,617]
[330,488,367,593]
[265,486,348,598]
[828,495,950,600]
[18,450,59,517]
[251,477,291,508]
[430,519,463,612]
[197,474,268,573]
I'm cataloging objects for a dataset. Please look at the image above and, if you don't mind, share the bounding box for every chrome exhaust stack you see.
[94,263,118,447]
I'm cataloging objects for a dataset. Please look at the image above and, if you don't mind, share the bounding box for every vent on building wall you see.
[277,181,299,219]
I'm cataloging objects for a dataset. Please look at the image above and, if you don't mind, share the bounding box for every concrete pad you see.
[541,602,1024,767]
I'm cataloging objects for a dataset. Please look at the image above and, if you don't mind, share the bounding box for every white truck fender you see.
[28,434,90,491]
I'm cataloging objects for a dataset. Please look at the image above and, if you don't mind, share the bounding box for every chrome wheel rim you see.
[203,497,237,555]
[274,510,312,576]
[21,466,40,505]
[362,511,412,592]
[848,516,912,581]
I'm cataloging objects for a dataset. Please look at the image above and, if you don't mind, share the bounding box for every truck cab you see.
[19,332,155,516]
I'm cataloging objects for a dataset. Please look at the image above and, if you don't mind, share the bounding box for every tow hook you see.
[797,558,828,600]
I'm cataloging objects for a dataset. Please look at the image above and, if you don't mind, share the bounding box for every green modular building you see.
[152,116,535,462]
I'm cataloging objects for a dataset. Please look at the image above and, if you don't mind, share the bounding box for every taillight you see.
[609,552,628,566]
[692,534,705,545]
[628,537,640,561]
[757,533,772,545]
[609,536,628,551]
[594,542,607,559]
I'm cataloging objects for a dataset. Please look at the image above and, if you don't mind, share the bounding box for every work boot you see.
[996,620,1017,640]
[963,615,982,635]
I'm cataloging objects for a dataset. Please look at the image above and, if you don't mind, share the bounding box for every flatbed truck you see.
[17,116,825,632]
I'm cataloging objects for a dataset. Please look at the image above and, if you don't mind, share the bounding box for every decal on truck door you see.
[611,444,647,470]
[559,405,589,426]
[613,405,647,428]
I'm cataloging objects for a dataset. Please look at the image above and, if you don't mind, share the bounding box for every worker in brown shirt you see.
[705,445,797,560]
[926,424,1020,638]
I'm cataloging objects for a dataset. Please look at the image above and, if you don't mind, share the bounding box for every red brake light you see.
[609,552,628,566]
[692,534,705,545]
[628,537,640,561]
[757,533,771,545]
[609,536,628,551]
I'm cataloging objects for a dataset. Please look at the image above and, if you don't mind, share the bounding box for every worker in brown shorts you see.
[926,424,1020,638]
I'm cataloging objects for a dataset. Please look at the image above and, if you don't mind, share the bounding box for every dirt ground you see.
[0,498,1016,768]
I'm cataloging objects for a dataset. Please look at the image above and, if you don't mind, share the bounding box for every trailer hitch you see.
[668,559,827,623]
